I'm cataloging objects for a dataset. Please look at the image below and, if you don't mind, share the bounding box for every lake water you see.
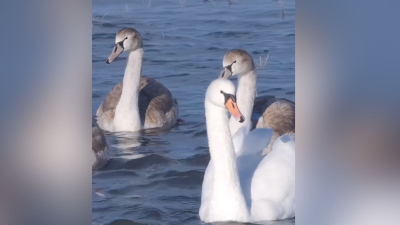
[92,0,295,224]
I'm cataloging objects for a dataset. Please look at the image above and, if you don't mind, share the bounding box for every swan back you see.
[92,119,109,170]
[251,134,295,221]
[96,77,178,131]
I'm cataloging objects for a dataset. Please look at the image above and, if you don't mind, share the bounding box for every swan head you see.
[206,79,245,123]
[220,49,255,79]
[106,28,143,64]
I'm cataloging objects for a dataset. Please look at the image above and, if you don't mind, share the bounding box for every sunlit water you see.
[92,0,295,224]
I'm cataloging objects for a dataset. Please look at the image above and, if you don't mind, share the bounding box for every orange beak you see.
[225,98,245,123]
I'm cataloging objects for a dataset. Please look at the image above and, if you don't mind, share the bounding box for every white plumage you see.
[199,79,295,223]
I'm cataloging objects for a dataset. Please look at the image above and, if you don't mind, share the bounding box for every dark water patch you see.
[92,92,102,98]
[252,49,269,55]
[122,154,171,170]
[252,23,270,29]
[93,170,138,178]
[92,33,115,40]
[178,154,210,167]
[205,31,251,38]
[167,208,200,222]
[194,65,210,69]
[100,22,118,28]
[156,195,200,203]
[259,87,283,94]
[92,205,113,213]
[206,46,220,51]
[145,49,161,53]
[142,37,151,42]
[148,170,203,180]
[163,73,190,78]
[145,59,175,64]
[92,58,106,63]
[105,219,148,225]
[286,91,295,95]
[140,127,170,136]
[107,185,135,195]
[102,154,171,170]
[193,129,207,137]
[150,174,203,189]
[101,80,120,86]
[136,207,164,220]
[203,19,227,25]
[182,215,199,223]
[194,146,208,151]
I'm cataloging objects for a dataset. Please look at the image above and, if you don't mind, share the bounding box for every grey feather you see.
[96,76,178,130]
[252,96,295,154]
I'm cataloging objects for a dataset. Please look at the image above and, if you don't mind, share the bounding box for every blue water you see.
[92,0,294,224]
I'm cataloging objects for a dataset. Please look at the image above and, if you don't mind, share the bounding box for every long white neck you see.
[205,101,249,222]
[114,48,143,132]
[229,70,257,136]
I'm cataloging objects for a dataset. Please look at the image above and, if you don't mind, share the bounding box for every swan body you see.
[251,135,295,221]
[221,49,295,154]
[199,79,295,223]
[92,117,109,170]
[96,28,178,132]
[96,77,179,132]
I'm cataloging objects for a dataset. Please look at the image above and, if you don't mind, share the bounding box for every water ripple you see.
[92,0,295,224]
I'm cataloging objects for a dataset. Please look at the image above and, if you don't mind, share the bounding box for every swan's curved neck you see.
[206,103,236,170]
[114,48,143,132]
[230,70,257,136]
[205,101,249,221]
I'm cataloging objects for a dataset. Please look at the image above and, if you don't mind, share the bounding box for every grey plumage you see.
[92,117,109,170]
[221,49,295,153]
[252,96,295,154]
[96,76,179,130]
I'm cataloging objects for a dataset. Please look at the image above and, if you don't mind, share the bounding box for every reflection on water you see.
[93,0,294,224]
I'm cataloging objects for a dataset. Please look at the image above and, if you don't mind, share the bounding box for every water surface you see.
[92,0,295,224]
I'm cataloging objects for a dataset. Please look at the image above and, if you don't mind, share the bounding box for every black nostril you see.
[239,116,245,123]
[106,59,110,64]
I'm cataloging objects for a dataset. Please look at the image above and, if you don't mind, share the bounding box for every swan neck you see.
[206,103,236,168]
[230,70,257,135]
[114,48,143,131]
[123,48,143,89]
[205,101,249,219]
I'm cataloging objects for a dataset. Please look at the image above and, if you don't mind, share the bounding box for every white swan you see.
[199,79,295,223]
[220,49,295,154]
[96,28,179,132]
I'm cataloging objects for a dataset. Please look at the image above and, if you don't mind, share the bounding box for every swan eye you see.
[225,61,236,73]
[226,64,232,72]
[220,90,229,103]
[115,37,128,51]
[220,90,237,104]
[231,95,237,102]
